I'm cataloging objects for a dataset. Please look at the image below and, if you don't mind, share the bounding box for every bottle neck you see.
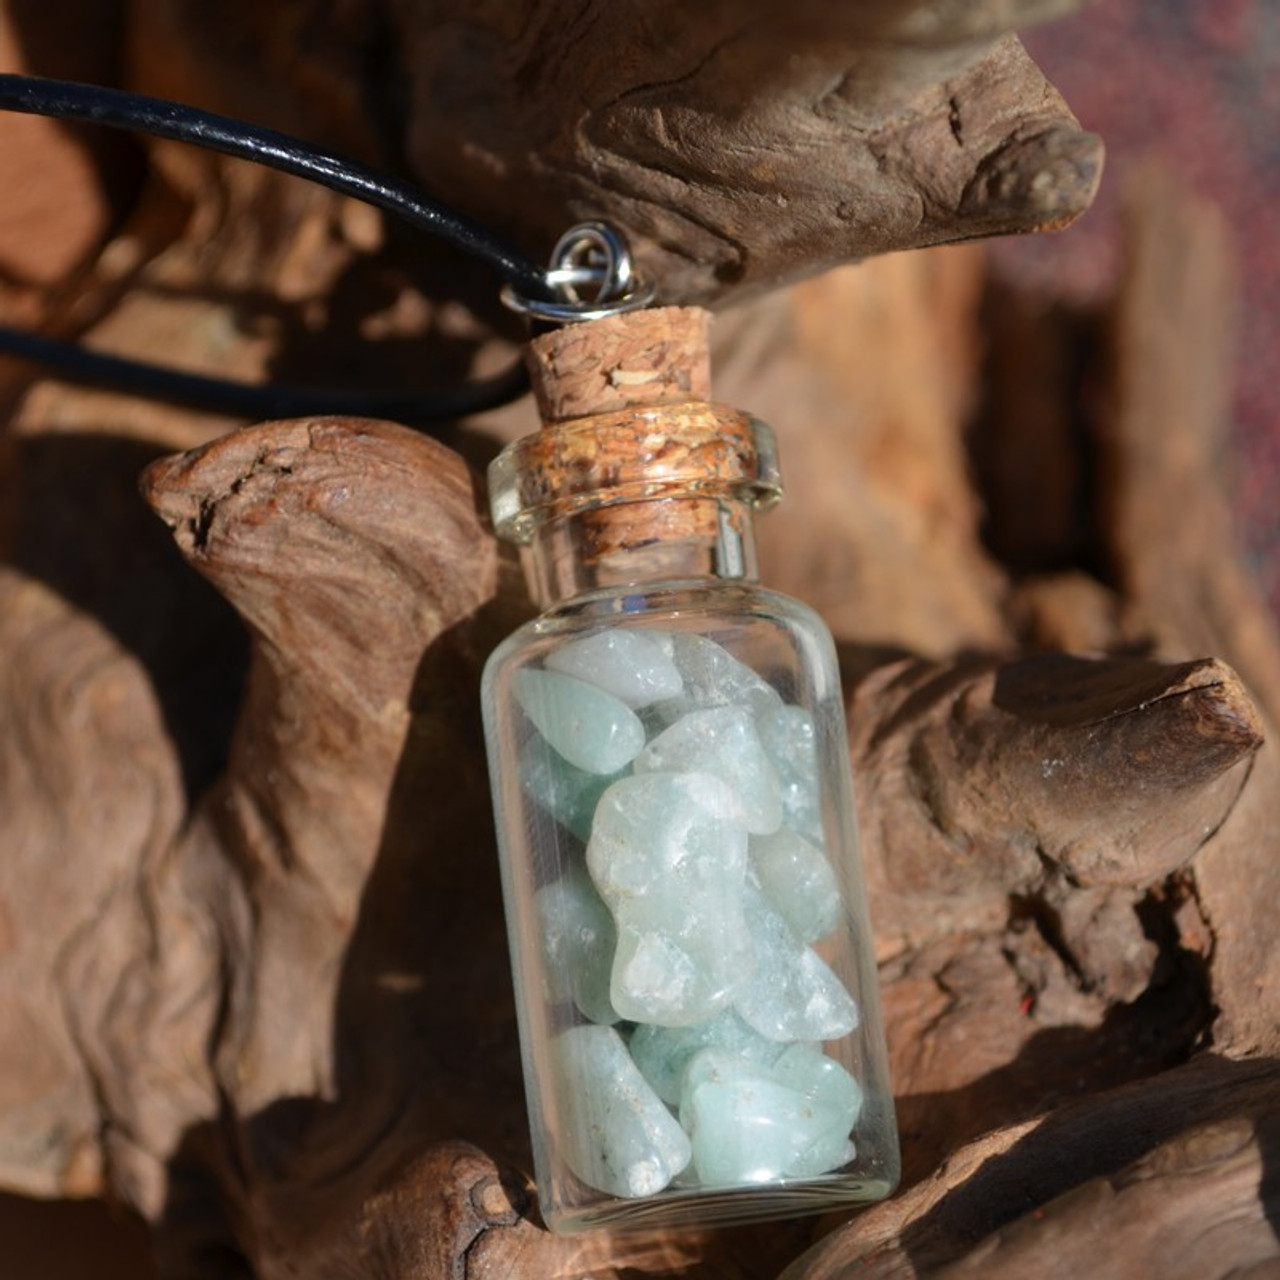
[524,496,759,610]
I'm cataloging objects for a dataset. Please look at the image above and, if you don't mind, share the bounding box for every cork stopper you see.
[489,307,779,558]
[526,306,712,423]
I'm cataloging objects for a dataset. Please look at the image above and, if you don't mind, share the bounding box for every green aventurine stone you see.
[770,1043,863,1126]
[678,1049,851,1186]
[768,1043,861,1176]
[521,744,624,842]
[536,863,618,1024]
[756,704,825,846]
[735,878,859,1042]
[588,772,753,1026]
[750,827,842,943]
[545,629,683,709]
[636,707,783,835]
[514,668,645,775]
[628,1008,789,1105]
[652,632,784,723]
[552,1025,692,1198]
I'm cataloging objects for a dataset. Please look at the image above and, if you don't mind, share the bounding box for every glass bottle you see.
[480,311,898,1235]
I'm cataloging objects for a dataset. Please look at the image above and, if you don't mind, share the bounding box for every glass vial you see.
[481,310,898,1234]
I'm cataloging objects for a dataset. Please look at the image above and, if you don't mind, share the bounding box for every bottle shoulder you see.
[522,580,829,632]
[483,580,835,681]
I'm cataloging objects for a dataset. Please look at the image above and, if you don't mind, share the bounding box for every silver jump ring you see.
[549,222,632,304]
[501,220,655,324]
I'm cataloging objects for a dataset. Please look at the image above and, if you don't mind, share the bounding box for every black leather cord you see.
[0,326,530,423]
[0,74,546,421]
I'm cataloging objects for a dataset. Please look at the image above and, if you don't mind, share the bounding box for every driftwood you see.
[2,2,1279,1278]
[121,0,1103,305]
[781,1054,1280,1280]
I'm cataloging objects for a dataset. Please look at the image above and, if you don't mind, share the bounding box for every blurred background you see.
[1003,0,1280,610]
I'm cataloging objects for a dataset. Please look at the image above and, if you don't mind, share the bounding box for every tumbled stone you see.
[756,704,825,846]
[536,862,618,1024]
[552,1024,692,1197]
[514,668,645,775]
[750,827,842,943]
[588,771,753,1026]
[628,1007,789,1105]
[735,878,859,1042]
[635,707,783,835]
[679,1049,850,1186]
[521,744,624,841]
[786,1135,857,1178]
[770,1043,863,1127]
[652,632,784,722]
[545,629,683,708]
[769,1042,861,1177]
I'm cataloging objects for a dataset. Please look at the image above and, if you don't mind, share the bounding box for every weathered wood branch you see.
[0,565,183,1201]
[1089,170,1280,1059]
[780,1054,1280,1280]
[120,0,1101,304]
[855,651,1260,918]
[850,648,1261,1184]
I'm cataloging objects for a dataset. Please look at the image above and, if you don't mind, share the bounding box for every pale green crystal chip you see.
[756,704,825,846]
[770,1042,863,1124]
[652,632,784,723]
[679,1049,850,1186]
[521,745,624,842]
[514,668,645,775]
[552,1025,692,1197]
[787,1135,857,1179]
[628,1008,789,1105]
[545,629,683,709]
[536,862,618,1024]
[588,771,753,1026]
[768,1044,861,1176]
[635,707,783,835]
[735,878,859,1042]
[750,826,842,943]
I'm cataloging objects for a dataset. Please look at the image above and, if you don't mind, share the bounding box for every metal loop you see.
[501,220,655,324]
[549,222,633,304]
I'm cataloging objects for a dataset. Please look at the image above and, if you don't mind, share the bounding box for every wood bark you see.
[0,3,1278,1279]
